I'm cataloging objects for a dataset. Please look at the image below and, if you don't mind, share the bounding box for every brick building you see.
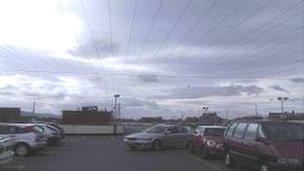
[0,107,21,122]
[62,106,114,125]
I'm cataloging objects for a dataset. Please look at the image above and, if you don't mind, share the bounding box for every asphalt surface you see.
[2,136,254,171]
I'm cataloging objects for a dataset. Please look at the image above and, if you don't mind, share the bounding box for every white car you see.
[0,123,47,156]
[0,137,14,166]
[34,123,61,145]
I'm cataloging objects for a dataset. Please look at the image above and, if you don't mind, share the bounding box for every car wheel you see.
[258,163,270,171]
[224,151,234,168]
[201,146,209,159]
[15,143,29,156]
[187,141,194,153]
[153,140,162,151]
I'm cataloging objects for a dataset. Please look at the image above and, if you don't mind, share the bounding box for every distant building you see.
[62,106,114,125]
[268,111,304,120]
[184,112,227,125]
[139,117,163,123]
[0,107,21,122]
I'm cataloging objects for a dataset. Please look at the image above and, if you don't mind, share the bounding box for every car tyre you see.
[224,151,234,168]
[187,141,194,153]
[14,143,29,156]
[201,146,209,159]
[153,140,162,151]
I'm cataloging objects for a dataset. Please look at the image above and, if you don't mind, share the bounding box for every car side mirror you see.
[256,137,269,144]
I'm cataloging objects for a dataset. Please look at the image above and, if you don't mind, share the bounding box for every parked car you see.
[34,123,62,145]
[224,119,304,171]
[0,123,47,156]
[33,122,64,140]
[188,125,226,158]
[0,137,14,166]
[46,122,64,140]
[124,124,192,150]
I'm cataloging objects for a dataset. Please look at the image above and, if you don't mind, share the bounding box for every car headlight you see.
[277,158,300,164]
[206,140,216,147]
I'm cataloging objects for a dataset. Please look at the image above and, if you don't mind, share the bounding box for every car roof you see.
[231,119,304,124]
[0,123,35,127]
[197,125,226,129]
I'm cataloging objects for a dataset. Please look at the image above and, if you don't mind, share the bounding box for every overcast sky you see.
[0,0,303,119]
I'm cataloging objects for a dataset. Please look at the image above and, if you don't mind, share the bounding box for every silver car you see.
[124,124,192,150]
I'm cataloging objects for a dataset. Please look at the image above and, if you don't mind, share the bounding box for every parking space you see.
[2,136,254,171]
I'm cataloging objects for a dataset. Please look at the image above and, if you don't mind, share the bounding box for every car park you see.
[0,137,14,166]
[0,123,47,156]
[124,124,192,150]
[34,123,62,145]
[188,125,226,158]
[224,119,304,171]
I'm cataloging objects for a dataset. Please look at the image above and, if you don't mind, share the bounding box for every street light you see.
[114,94,120,119]
[277,96,289,114]
[202,106,209,116]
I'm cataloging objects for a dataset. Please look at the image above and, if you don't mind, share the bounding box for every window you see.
[179,126,190,133]
[168,126,178,133]
[244,123,258,140]
[263,123,304,141]
[257,124,266,138]
[11,126,24,134]
[226,122,238,136]
[204,128,226,136]
[0,125,11,134]
[145,125,168,134]
[233,123,247,139]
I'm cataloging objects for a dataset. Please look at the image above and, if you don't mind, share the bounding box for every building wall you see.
[0,107,21,122]
[62,110,113,125]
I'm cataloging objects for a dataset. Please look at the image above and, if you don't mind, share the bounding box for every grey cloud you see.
[137,74,159,83]
[269,85,289,93]
[290,78,304,83]
[160,84,264,99]
[68,38,120,58]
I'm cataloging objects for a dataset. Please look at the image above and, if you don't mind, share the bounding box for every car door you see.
[242,123,259,164]
[193,127,203,151]
[176,126,192,148]
[163,126,180,148]
[229,122,248,161]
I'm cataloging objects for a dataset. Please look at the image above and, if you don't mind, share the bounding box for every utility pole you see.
[113,94,120,119]
[255,103,258,116]
[118,103,121,121]
[225,105,228,120]
[32,102,36,114]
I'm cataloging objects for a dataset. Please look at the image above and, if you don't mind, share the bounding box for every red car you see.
[224,119,304,171]
[188,125,226,158]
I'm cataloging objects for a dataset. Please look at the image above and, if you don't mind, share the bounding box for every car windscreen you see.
[145,125,168,133]
[204,128,226,136]
[33,125,45,134]
[263,123,304,141]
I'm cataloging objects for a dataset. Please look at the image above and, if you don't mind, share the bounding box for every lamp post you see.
[114,94,120,119]
[202,106,209,116]
[277,97,289,114]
